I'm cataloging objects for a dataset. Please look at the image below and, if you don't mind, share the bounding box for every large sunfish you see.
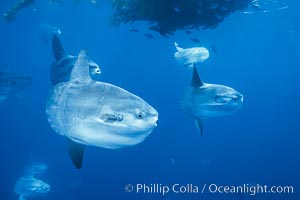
[0,71,32,104]
[181,64,243,135]
[46,49,158,169]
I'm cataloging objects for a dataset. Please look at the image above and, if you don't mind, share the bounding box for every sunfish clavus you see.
[181,64,243,135]
[46,49,158,169]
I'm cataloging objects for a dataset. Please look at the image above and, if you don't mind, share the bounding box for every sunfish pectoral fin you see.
[19,195,26,200]
[52,34,67,60]
[68,139,85,169]
[0,95,7,104]
[195,118,204,136]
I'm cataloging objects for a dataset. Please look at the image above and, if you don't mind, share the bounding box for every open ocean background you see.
[0,0,299,199]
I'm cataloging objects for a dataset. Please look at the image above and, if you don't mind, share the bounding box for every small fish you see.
[190,38,200,44]
[251,2,261,10]
[172,6,181,13]
[129,28,138,33]
[144,33,154,39]
[185,30,192,35]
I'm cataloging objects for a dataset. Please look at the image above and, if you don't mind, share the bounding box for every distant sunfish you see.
[15,177,50,200]
[0,71,32,104]
[50,35,101,85]
[174,42,209,67]
[25,163,47,177]
[46,49,158,169]
[181,64,243,135]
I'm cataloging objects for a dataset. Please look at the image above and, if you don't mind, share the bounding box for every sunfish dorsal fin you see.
[68,139,85,169]
[191,63,203,87]
[195,118,204,136]
[52,35,67,60]
[70,48,92,83]
[174,42,183,52]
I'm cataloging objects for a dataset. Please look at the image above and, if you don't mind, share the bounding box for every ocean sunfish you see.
[50,35,101,85]
[0,71,32,104]
[181,64,243,135]
[174,42,209,67]
[46,49,158,169]
[15,177,50,200]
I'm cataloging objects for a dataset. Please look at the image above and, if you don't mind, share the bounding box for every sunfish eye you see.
[117,114,123,121]
[137,111,145,119]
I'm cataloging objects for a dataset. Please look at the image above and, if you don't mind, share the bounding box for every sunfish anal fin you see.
[70,48,92,83]
[195,118,204,136]
[68,139,85,169]
[52,35,67,60]
[191,63,204,87]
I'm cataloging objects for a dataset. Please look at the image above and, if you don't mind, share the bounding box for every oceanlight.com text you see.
[124,183,294,196]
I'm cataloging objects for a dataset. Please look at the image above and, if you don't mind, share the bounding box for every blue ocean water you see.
[0,0,299,199]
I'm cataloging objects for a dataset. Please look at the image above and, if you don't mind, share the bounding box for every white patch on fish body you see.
[174,42,209,67]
